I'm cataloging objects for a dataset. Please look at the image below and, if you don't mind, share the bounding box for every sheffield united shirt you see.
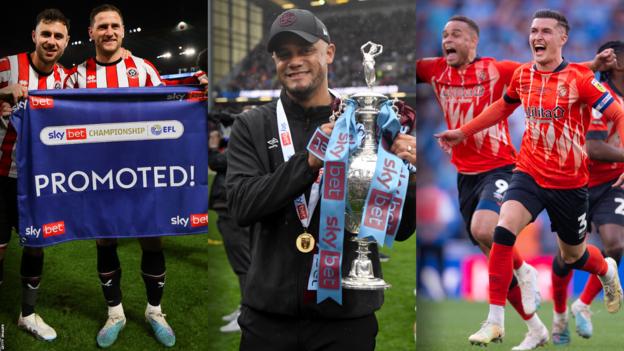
[64,55,162,88]
[0,52,67,178]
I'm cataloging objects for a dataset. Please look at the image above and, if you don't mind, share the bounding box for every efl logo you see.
[66,128,87,140]
[364,189,393,231]
[190,213,209,227]
[280,132,292,146]
[308,129,329,160]
[296,203,308,220]
[323,161,345,200]
[30,96,54,109]
[43,221,65,238]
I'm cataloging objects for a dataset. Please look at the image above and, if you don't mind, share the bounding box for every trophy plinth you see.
[342,237,391,290]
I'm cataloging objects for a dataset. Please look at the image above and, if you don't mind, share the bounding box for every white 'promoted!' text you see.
[34,165,196,197]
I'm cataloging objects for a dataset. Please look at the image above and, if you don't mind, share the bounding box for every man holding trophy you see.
[226,8,416,350]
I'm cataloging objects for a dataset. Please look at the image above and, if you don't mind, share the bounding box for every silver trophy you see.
[341,42,391,290]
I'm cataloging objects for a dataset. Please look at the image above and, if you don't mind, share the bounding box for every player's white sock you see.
[487,304,505,326]
[108,303,124,317]
[515,261,530,274]
[602,260,616,280]
[525,314,543,332]
[146,303,162,314]
[572,298,588,310]
[553,308,568,323]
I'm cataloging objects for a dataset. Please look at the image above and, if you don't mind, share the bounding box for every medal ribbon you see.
[276,99,321,230]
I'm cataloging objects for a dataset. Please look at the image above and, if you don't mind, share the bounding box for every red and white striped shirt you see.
[65,55,162,88]
[0,52,68,178]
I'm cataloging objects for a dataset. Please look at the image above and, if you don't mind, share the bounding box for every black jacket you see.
[208,148,227,211]
[226,90,415,318]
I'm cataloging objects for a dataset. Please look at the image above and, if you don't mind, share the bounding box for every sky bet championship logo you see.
[40,120,184,145]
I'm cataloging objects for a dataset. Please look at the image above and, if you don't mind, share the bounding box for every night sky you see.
[1,1,207,74]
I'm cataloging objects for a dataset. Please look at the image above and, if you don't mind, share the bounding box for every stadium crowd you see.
[224,8,416,92]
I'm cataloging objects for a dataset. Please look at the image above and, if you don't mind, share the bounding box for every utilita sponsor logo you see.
[42,221,66,238]
[30,96,54,109]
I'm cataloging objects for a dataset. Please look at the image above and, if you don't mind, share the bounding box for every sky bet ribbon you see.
[10,87,208,247]
[313,99,361,304]
[357,101,409,248]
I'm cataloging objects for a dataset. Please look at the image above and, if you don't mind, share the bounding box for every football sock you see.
[512,247,524,270]
[487,304,505,326]
[20,251,44,317]
[579,274,603,305]
[526,314,544,332]
[141,250,165,306]
[567,245,607,276]
[97,244,122,306]
[551,253,573,314]
[489,226,516,306]
[507,277,532,320]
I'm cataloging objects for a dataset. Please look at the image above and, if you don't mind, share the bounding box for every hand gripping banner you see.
[11,87,208,247]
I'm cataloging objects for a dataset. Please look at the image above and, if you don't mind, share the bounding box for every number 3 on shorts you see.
[578,212,588,235]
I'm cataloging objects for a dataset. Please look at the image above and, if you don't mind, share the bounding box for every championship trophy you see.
[341,41,392,290]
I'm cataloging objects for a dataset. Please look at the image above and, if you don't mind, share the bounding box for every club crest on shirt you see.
[591,79,607,93]
[476,70,487,81]
[54,81,62,89]
[557,85,568,97]
[127,67,138,79]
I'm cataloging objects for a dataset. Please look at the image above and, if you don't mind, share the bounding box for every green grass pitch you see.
[0,211,415,350]
[417,299,624,350]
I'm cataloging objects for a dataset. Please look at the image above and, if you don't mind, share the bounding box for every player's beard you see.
[283,72,323,102]
[35,46,62,66]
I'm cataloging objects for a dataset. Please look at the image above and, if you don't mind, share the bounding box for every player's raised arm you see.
[583,48,618,72]
[586,138,624,163]
[434,96,520,149]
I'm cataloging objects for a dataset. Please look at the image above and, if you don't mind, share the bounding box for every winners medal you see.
[296,231,315,253]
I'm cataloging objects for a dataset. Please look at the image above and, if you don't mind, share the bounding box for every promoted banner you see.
[12,87,208,247]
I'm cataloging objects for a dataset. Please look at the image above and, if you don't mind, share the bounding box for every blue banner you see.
[11,87,208,247]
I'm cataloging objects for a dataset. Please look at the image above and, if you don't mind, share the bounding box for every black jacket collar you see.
[280,90,333,122]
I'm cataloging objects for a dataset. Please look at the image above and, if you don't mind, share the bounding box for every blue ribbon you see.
[316,99,359,304]
[358,101,410,248]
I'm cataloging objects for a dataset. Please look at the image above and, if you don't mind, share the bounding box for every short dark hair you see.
[90,4,123,25]
[532,9,569,34]
[448,15,479,37]
[597,40,624,81]
[36,8,70,31]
